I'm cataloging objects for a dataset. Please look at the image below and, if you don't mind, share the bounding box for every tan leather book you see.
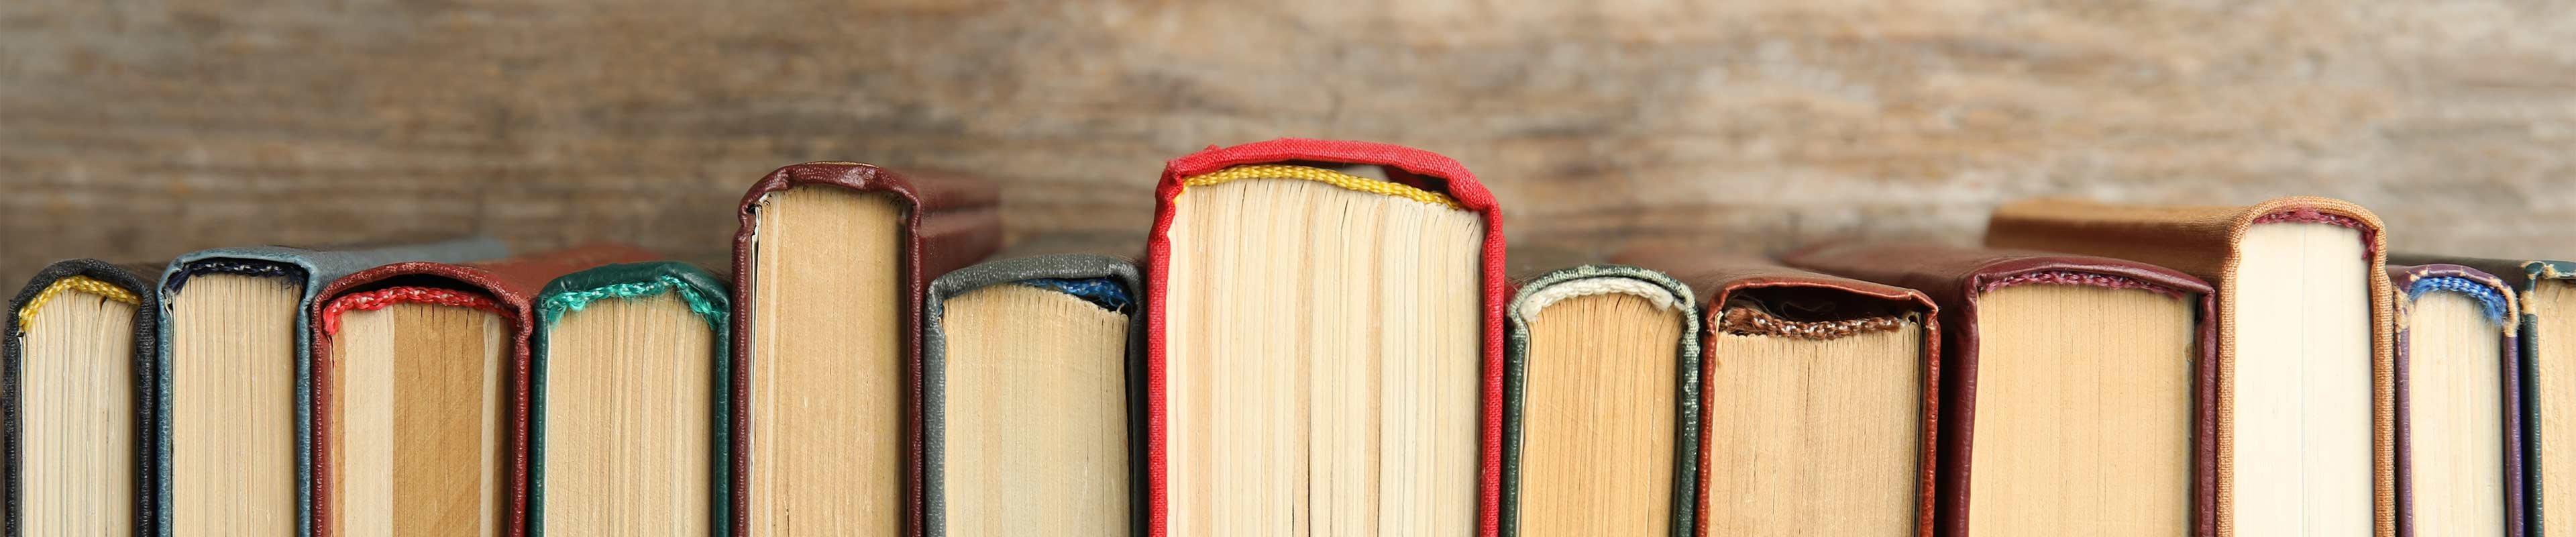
[1985,197,2396,537]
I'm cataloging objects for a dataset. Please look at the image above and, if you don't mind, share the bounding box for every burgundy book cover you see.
[726,162,1004,536]
[306,244,659,537]
[1142,138,1507,536]
[1782,242,2220,537]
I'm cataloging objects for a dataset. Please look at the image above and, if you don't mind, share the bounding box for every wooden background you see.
[7,0,2575,286]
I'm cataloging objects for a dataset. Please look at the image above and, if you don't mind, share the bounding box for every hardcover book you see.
[525,261,731,536]
[921,249,1144,536]
[7,260,157,536]
[307,244,655,537]
[1501,257,1699,537]
[1784,243,2216,536]
[1985,196,2395,537]
[2392,255,2576,537]
[729,162,1002,536]
[1144,139,1506,536]
[156,238,507,537]
[1615,251,1939,537]
[2387,263,2524,537]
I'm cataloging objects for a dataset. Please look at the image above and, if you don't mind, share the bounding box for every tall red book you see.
[1143,138,1505,536]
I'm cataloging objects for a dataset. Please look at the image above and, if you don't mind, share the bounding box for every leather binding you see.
[5,260,158,537]
[154,238,508,537]
[524,260,732,536]
[1499,260,1700,537]
[2386,262,2528,537]
[727,162,1004,537]
[2391,254,2575,537]
[1986,196,2396,537]
[1612,251,1942,537]
[306,244,657,537]
[920,251,1144,537]
[1142,139,1508,537]
[1780,243,2220,537]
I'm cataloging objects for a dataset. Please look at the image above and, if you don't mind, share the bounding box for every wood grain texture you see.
[7,0,2576,285]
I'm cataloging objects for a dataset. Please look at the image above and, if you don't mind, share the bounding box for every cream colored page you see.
[1969,285,2194,535]
[21,292,138,536]
[2406,292,2506,537]
[1701,323,1921,536]
[941,285,1131,535]
[1165,178,1482,535]
[2229,223,2372,536]
[749,187,906,535]
[170,275,301,536]
[1520,292,1682,536]
[2536,282,2576,537]
[541,295,715,536]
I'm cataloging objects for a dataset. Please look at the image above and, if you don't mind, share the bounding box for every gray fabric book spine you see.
[1501,263,1701,537]
[918,252,1144,537]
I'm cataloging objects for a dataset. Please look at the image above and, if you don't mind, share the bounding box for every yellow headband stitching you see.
[15,276,141,332]
[1181,164,1462,209]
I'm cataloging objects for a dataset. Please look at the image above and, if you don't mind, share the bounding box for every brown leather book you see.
[1986,196,2396,537]
[1784,242,2218,537]
[306,244,659,537]
[1613,250,1938,537]
[728,162,1002,536]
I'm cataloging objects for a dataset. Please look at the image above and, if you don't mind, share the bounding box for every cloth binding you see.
[15,275,143,332]
[319,286,517,336]
[1180,164,1462,209]
[1012,277,1132,312]
[1511,276,1683,319]
[1979,270,2188,299]
[537,275,727,329]
[2407,275,2513,325]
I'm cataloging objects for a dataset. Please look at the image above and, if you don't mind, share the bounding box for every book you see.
[1144,139,1506,536]
[156,238,507,536]
[307,244,655,537]
[1501,259,1699,537]
[920,250,1143,536]
[729,162,1002,536]
[2392,255,2573,537]
[525,260,731,536]
[7,260,158,536]
[1782,242,2216,536]
[1615,250,1939,537]
[1985,196,2395,536]
[2387,263,2523,537]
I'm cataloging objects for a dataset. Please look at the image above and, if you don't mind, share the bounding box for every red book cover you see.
[1142,138,1507,536]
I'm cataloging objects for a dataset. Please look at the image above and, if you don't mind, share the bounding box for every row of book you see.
[1,137,2534,536]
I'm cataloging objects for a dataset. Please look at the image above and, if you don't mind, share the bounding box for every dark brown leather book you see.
[1613,250,1938,537]
[1986,197,2395,537]
[306,244,658,537]
[729,162,1002,536]
[2392,254,2567,537]
[2384,262,2524,537]
[1784,242,2217,537]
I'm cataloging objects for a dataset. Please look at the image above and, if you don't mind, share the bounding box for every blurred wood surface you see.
[7,1,2576,285]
